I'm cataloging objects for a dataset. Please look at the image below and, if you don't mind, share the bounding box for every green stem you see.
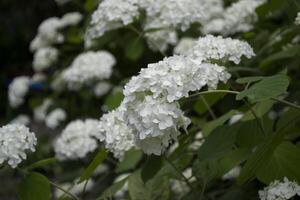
[49,181,81,200]
[271,98,300,111]
[200,95,217,119]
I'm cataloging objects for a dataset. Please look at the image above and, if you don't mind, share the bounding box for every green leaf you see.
[236,74,290,102]
[18,172,51,200]
[237,133,284,184]
[98,178,128,200]
[256,142,300,184]
[193,84,229,115]
[236,76,265,84]
[141,155,163,183]
[26,157,57,171]
[241,100,274,121]
[79,149,107,183]
[129,171,151,200]
[104,88,124,111]
[202,110,238,136]
[116,149,143,173]
[125,37,145,61]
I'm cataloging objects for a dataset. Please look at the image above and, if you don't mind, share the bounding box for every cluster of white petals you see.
[190,35,255,64]
[259,177,300,200]
[94,82,112,97]
[30,12,82,52]
[8,76,31,108]
[45,108,67,129]
[54,119,99,160]
[97,106,135,159]
[33,47,58,72]
[202,0,266,35]
[34,99,53,122]
[10,115,30,126]
[62,51,116,89]
[295,12,300,25]
[174,37,197,55]
[86,0,139,45]
[0,124,37,168]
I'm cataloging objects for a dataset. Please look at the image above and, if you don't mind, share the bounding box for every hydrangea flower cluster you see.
[8,76,31,108]
[94,82,112,97]
[30,12,82,52]
[202,0,266,35]
[173,37,197,55]
[98,35,255,157]
[34,98,53,122]
[54,119,100,160]
[97,107,135,159]
[259,177,300,200]
[10,114,30,126]
[0,124,37,168]
[295,12,300,25]
[45,108,67,129]
[62,51,116,90]
[33,47,59,72]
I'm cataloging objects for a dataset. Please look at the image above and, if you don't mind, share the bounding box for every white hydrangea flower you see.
[94,82,111,97]
[202,0,266,35]
[174,37,197,55]
[86,0,139,44]
[8,76,31,108]
[10,115,30,126]
[60,12,83,27]
[62,51,116,89]
[124,55,231,103]
[125,96,190,155]
[54,119,99,160]
[30,13,82,52]
[45,108,67,129]
[55,179,95,198]
[97,106,135,159]
[190,35,255,64]
[295,12,300,25]
[33,47,58,72]
[30,17,64,52]
[34,99,53,122]
[222,166,241,180]
[259,177,300,200]
[189,131,205,150]
[0,124,37,168]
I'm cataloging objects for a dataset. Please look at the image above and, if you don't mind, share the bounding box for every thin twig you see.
[272,98,300,111]
[49,181,81,200]
[200,95,217,119]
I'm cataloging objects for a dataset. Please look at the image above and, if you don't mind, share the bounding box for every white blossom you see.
[60,12,83,27]
[144,28,178,52]
[8,76,31,108]
[229,113,244,125]
[222,166,241,180]
[190,35,255,64]
[31,73,47,83]
[34,99,53,122]
[94,82,112,97]
[62,51,116,89]
[124,96,190,155]
[97,106,135,159]
[202,0,266,35]
[10,115,30,126]
[33,47,58,72]
[45,108,66,129]
[54,119,99,160]
[86,0,139,44]
[295,12,300,25]
[259,177,300,200]
[0,124,37,168]
[174,37,197,55]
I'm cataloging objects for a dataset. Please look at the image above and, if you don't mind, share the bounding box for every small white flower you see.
[259,177,300,200]
[174,37,197,55]
[34,99,53,122]
[10,115,30,126]
[45,108,66,129]
[295,12,300,25]
[8,76,31,108]
[222,166,241,180]
[94,82,111,97]
[60,12,83,27]
[229,114,244,125]
[62,51,116,89]
[0,124,37,168]
[97,106,135,159]
[54,119,99,160]
[33,47,58,72]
